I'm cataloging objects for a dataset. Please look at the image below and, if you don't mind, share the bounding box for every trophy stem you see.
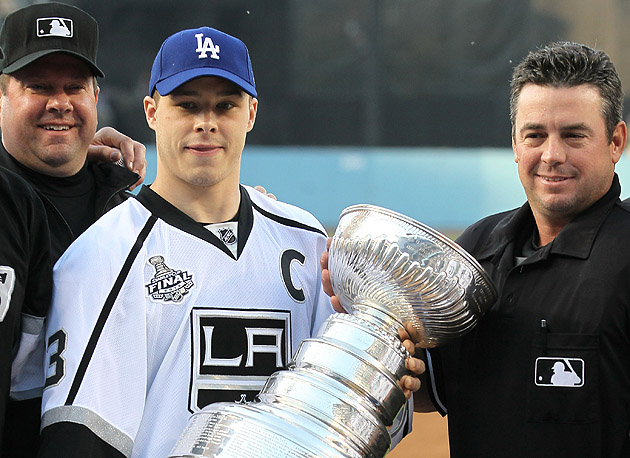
[349,301,407,335]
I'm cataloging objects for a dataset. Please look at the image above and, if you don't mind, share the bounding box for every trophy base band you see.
[168,401,385,458]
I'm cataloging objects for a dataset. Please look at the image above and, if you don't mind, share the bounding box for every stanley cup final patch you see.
[37,17,73,38]
[145,255,194,303]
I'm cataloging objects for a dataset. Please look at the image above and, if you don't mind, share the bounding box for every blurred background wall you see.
[5,1,630,456]
[30,0,566,147]
[4,0,629,151]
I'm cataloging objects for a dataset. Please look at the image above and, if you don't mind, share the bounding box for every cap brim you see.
[154,67,256,98]
[3,49,104,77]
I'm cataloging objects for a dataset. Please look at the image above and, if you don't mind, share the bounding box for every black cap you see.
[0,2,104,77]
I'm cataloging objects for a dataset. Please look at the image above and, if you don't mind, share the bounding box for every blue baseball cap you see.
[149,27,256,97]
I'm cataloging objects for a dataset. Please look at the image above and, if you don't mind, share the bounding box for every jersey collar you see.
[134,184,254,260]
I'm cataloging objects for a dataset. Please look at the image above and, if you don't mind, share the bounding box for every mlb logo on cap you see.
[37,17,74,38]
[0,2,103,77]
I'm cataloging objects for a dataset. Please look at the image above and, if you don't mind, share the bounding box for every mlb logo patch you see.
[37,17,73,38]
[535,357,584,387]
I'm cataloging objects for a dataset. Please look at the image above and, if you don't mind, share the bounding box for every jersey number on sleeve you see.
[0,266,15,322]
[45,329,67,388]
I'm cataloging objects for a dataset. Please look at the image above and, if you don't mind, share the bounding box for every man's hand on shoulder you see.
[88,127,147,191]
[254,185,277,200]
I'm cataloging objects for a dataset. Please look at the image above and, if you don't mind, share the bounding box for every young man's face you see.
[145,76,257,194]
[0,53,99,177]
[513,83,626,227]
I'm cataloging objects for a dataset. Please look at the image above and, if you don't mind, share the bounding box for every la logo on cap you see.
[195,33,220,60]
[37,17,73,38]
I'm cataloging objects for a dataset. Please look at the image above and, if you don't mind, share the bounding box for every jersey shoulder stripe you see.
[65,215,157,405]
[251,200,326,237]
[244,185,327,237]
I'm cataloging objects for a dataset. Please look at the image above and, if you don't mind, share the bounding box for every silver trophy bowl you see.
[328,204,497,348]
[169,204,497,458]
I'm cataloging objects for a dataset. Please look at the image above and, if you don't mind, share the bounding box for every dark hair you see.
[510,42,624,141]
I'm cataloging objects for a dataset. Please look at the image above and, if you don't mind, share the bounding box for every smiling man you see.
[512,83,625,245]
[421,42,630,457]
[0,4,148,457]
[0,3,144,260]
[0,52,100,178]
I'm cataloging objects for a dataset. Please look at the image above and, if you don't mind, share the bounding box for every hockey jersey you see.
[40,185,333,457]
[0,167,51,449]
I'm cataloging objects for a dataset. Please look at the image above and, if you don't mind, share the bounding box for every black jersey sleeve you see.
[38,422,125,458]
[0,167,52,453]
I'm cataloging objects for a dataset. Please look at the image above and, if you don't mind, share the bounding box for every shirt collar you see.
[474,173,621,261]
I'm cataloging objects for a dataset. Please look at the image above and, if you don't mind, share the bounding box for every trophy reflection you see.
[169,204,497,458]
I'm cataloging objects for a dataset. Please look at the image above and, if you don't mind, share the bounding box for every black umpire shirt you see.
[430,173,630,458]
[0,167,52,451]
[0,149,139,261]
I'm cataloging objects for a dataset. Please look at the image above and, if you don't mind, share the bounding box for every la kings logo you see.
[145,255,194,303]
[190,308,291,412]
[195,33,220,59]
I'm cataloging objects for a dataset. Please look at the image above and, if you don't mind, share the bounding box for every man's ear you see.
[610,121,627,165]
[144,96,157,131]
[512,137,519,164]
[247,97,258,132]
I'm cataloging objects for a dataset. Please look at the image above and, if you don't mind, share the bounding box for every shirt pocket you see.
[527,332,599,424]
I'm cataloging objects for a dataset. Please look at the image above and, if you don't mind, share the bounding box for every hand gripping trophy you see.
[169,204,497,458]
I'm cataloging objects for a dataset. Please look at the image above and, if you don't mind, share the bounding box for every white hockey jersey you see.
[41,185,333,458]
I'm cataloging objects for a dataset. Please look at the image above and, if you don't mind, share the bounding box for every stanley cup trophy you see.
[169,204,497,458]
